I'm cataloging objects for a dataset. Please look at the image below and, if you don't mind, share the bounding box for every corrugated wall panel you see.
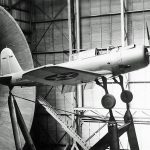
[144,0,150,9]
[127,14,133,44]
[55,53,64,64]
[91,17,101,48]
[46,54,55,64]
[133,0,143,10]
[112,15,121,46]
[62,21,69,51]
[53,0,67,19]
[111,0,120,13]
[132,13,144,44]
[81,19,91,48]
[54,24,64,52]
[90,0,100,16]
[101,17,111,47]
[126,0,133,11]
[100,0,110,14]
[81,0,91,16]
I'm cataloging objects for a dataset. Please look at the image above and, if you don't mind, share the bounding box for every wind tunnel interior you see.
[1,0,150,150]
[0,6,35,150]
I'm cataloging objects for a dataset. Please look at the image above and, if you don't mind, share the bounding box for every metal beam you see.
[32,51,69,55]
[9,0,24,9]
[29,1,68,46]
[90,123,130,150]
[38,97,90,150]
[121,0,125,47]
[33,3,67,52]
[28,1,52,20]
[86,124,107,142]
[74,0,84,138]
[68,0,73,61]
[15,19,30,24]
[56,132,67,144]
[0,4,29,12]
[76,0,80,52]
[32,9,150,24]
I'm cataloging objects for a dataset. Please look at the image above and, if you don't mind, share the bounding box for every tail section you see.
[1,48,22,75]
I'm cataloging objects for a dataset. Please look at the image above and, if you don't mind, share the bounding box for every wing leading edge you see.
[22,65,112,86]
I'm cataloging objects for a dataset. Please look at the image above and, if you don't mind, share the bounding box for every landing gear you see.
[113,75,139,150]
[95,75,139,150]
[95,76,116,109]
[113,75,133,103]
[96,77,119,150]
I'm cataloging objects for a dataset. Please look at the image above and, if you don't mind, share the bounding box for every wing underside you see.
[23,65,112,86]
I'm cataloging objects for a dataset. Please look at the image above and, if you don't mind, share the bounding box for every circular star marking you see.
[45,72,78,81]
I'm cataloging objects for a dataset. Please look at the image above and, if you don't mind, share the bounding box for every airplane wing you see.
[22,65,112,86]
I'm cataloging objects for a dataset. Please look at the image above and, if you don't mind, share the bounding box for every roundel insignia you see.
[45,72,78,81]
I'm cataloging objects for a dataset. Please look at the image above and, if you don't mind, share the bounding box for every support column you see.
[75,0,82,107]
[76,0,80,52]
[124,108,139,150]
[108,110,119,150]
[101,89,119,150]
[13,97,36,150]
[8,93,22,150]
[75,0,82,108]
[68,0,73,61]
[75,0,83,138]
[121,0,125,47]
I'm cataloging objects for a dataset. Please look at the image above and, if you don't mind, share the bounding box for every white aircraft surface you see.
[0,44,149,88]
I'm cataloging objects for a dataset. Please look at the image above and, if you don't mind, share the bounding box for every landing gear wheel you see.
[120,90,133,103]
[101,94,116,109]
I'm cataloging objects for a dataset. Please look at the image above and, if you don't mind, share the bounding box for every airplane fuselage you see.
[6,44,149,87]
[60,44,149,75]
